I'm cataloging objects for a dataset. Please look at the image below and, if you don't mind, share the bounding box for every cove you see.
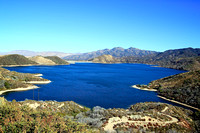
[3,63,185,109]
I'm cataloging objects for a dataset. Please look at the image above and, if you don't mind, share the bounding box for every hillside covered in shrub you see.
[148,70,200,109]
[0,97,199,132]
[0,97,93,132]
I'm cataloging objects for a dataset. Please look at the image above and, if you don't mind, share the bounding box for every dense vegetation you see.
[45,56,69,65]
[0,54,37,66]
[0,97,93,132]
[148,70,200,108]
[0,67,49,91]
[64,47,157,60]
[0,97,198,132]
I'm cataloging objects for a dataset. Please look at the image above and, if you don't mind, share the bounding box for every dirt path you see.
[103,107,178,132]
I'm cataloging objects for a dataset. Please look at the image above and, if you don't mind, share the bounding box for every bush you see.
[0,99,94,132]
[4,81,10,89]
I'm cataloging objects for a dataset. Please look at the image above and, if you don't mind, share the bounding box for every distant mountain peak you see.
[112,47,124,49]
[128,47,139,50]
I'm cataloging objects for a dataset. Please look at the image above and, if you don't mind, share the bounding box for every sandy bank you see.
[26,81,51,84]
[0,85,39,95]
[0,64,38,67]
[0,64,70,67]
[132,85,157,91]
[158,95,200,111]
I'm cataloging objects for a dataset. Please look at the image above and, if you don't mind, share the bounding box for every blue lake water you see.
[3,63,186,109]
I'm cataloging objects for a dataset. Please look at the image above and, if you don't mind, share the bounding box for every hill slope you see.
[29,56,56,65]
[89,55,119,63]
[64,47,157,60]
[0,54,37,66]
[0,97,198,132]
[147,70,200,108]
[45,56,69,65]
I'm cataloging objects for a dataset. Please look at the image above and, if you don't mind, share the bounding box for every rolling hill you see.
[89,55,119,63]
[0,54,37,66]
[29,56,56,65]
[29,56,70,65]
[45,56,69,65]
[0,54,69,66]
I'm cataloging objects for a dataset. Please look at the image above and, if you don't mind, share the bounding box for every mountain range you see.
[120,47,200,71]
[63,47,157,60]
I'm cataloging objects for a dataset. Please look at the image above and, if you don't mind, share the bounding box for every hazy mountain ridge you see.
[0,50,73,58]
[63,47,157,60]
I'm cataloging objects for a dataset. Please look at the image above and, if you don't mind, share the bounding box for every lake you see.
[3,63,185,109]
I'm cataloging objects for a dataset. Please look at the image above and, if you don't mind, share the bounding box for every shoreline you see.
[26,80,51,84]
[0,64,69,67]
[132,85,157,91]
[132,84,200,111]
[0,64,38,67]
[158,95,200,111]
[0,85,39,95]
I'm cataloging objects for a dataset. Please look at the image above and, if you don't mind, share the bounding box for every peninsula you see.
[0,67,50,95]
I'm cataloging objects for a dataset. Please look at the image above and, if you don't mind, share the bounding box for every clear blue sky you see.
[0,0,199,53]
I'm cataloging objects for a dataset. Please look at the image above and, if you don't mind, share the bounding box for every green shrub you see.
[4,81,10,89]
